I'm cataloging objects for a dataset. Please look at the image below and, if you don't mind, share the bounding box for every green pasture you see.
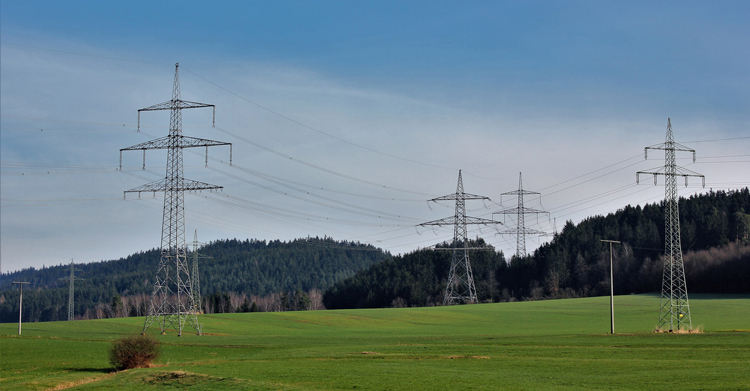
[1,294,748,390]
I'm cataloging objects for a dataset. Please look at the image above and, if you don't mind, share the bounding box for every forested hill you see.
[324,188,750,309]
[0,237,389,322]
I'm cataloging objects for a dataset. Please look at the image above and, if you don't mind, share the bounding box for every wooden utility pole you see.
[13,282,30,335]
[600,241,620,334]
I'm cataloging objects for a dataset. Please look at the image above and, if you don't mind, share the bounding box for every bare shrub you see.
[109,334,161,370]
[391,297,407,308]
[308,288,326,310]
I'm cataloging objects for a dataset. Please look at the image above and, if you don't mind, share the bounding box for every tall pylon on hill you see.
[637,118,704,332]
[120,63,231,336]
[419,170,501,305]
[58,259,84,321]
[493,172,549,259]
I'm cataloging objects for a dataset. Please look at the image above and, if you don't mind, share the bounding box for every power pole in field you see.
[419,170,501,305]
[601,240,620,334]
[13,281,30,335]
[120,63,231,336]
[637,118,704,332]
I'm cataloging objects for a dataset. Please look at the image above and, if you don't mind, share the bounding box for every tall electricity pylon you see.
[419,170,501,305]
[58,259,84,321]
[120,63,231,336]
[637,118,704,332]
[493,172,549,258]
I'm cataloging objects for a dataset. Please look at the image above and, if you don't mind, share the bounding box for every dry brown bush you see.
[108,334,161,370]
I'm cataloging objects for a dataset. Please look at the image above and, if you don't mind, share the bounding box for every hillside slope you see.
[324,189,750,308]
[0,237,389,322]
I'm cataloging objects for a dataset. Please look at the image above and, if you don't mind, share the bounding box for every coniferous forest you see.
[0,237,387,323]
[323,188,750,308]
[2,189,749,322]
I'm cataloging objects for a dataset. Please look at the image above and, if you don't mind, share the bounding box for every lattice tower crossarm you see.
[121,63,231,336]
[636,118,704,332]
[493,172,549,258]
[419,170,501,305]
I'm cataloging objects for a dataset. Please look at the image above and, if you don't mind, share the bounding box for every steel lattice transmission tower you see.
[58,259,84,321]
[419,170,501,305]
[493,172,549,259]
[189,230,213,314]
[637,118,704,332]
[120,63,231,336]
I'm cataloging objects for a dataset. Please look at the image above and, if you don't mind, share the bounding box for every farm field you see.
[1,294,748,390]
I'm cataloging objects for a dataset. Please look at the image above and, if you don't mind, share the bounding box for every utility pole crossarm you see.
[419,216,500,227]
[645,142,696,158]
[493,206,548,215]
[121,136,231,151]
[137,101,215,131]
[124,178,222,196]
[636,167,705,187]
[120,135,233,170]
[139,100,214,112]
[429,193,489,202]
[497,227,548,236]
[501,190,540,196]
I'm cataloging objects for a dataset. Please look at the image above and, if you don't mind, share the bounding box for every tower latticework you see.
[120,63,231,336]
[494,172,549,258]
[637,118,704,332]
[419,170,501,305]
[189,229,213,314]
[59,259,84,321]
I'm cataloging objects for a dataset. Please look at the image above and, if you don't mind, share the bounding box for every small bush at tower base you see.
[109,334,161,370]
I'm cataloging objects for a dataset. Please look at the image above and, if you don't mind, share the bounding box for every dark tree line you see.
[323,238,504,309]
[0,237,388,323]
[324,188,750,309]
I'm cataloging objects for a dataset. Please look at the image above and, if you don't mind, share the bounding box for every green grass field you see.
[1,294,748,390]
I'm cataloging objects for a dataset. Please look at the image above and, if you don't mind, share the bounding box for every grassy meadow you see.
[1,294,748,390]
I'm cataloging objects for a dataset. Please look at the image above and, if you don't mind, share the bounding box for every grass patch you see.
[1,294,748,390]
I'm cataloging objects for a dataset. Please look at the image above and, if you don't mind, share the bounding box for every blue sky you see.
[1,1,749,272]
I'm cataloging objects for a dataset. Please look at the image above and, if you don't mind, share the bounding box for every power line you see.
[212,126,432,196]
[181,67,463,173]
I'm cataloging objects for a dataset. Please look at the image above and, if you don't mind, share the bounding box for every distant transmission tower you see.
[494,172,549,258]
[637,118,704,332]
[58,259,84,321]
[120,63,231,336]
[189,230,213,314]
[419,170,501,305]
